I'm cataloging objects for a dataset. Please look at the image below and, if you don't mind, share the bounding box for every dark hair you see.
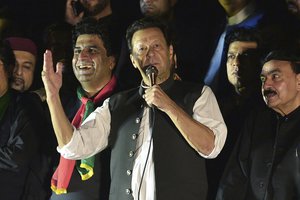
[72,17,115,57]
[43,22,73,47]
[262,48,300,74]
[125,17,173,53]
[0,39,15,79]
[225,27,262,48]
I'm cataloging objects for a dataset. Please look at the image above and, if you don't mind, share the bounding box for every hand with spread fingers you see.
[41,50,63,101]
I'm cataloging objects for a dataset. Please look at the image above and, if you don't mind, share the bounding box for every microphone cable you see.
[137,105,155,200]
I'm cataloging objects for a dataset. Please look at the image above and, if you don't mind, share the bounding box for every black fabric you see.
[0,90,51,200]
[217,106,300,200]
[50,86,116,200]
[108,80,207,200]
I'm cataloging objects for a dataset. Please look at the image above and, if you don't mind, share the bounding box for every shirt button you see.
[129,151,134,157]
[125,188,132,195]
[135,117,140,123]
[259,182,264,188]
[127,170,132,176]
[132,134,137,140]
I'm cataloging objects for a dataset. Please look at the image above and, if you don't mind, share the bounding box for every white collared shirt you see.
[58,85,227,199]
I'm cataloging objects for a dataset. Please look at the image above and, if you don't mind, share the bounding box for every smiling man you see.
[217,48,300,200]
[49,18,118,200]
[42,17,227,200]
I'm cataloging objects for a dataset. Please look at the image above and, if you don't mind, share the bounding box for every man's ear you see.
[109,56,116,70]
[169,45,174,61]
[130,54,138,69]
[297,73,300,91]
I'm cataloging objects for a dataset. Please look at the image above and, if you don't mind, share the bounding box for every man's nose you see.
[146,46,155,57]
[232,57,240,67]
[262,77,273,89]
[78,48,90,59]
[142,0,153,3]
[14,65,22,75]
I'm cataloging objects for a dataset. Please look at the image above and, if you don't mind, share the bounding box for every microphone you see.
[145,65,158,87]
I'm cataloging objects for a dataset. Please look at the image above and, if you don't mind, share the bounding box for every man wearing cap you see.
[0,39,51,199]
[6,37,37,92]
[216,48,300,199]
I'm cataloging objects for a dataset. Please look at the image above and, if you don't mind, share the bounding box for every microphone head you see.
[145,65,158,76]
[145,65,158,86]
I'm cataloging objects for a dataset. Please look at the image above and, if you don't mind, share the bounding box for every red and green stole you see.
[51,75,117,194]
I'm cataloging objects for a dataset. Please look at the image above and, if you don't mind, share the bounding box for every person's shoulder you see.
[13,90,45,114]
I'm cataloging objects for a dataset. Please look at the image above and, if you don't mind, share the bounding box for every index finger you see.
[43,50,54,73]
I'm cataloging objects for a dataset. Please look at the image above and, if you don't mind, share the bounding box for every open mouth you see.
[263,89,277,100]
[77,63,94,75]
[13,77,24,85]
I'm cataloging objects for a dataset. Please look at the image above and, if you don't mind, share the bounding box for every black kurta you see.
[0,90,51,200]
[217,106,300,200]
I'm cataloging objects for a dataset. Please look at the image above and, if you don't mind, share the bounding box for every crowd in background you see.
[0,0,300,199]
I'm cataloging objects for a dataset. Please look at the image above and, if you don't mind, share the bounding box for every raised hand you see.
[65,0,84,25]
[41,50,63,101]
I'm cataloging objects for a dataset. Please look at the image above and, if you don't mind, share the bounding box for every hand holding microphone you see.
[143,65,171,112]
[144,65,158,108]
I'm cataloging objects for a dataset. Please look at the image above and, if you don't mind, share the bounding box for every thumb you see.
[78,11,84,19]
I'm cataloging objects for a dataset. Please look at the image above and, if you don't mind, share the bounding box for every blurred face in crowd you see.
[72,34,114,93]
[130,27,174,85]
[226,41,258,94]
[0,60,9,96]
[286,0,300,19]
[218,0,251,16]
[46,30,73,68]
[80,0,110,16]
[140,0,176,18]
[11,50,36,92]
[261,60,300,115]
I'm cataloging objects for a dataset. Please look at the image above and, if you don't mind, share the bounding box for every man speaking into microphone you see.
[42,17,227,200]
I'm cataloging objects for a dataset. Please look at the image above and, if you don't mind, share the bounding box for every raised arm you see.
[41,50,74,147]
